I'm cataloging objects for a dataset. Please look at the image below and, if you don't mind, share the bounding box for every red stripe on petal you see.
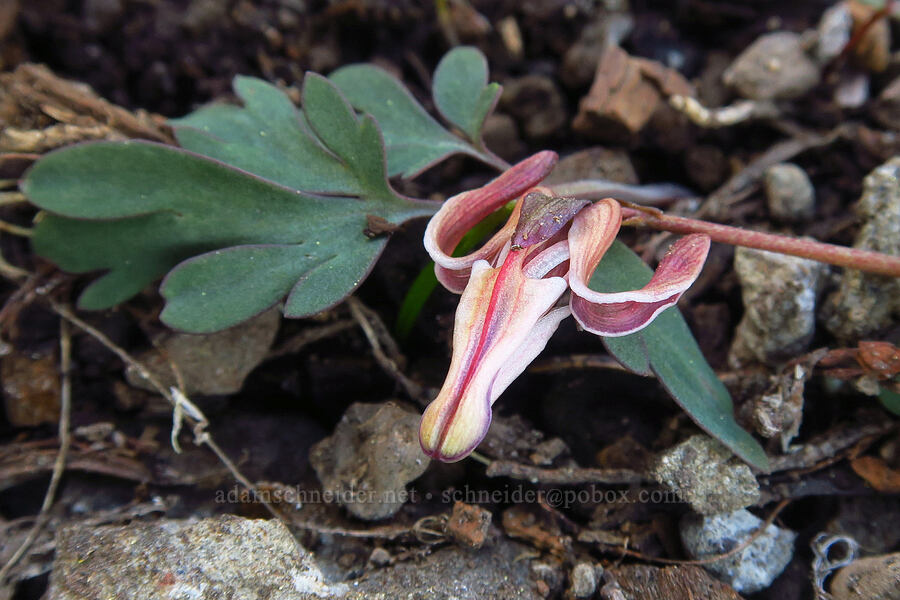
[420,250,568,462]
[424,152,558,291]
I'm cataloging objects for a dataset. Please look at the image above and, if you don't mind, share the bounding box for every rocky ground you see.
[1,1,899,599]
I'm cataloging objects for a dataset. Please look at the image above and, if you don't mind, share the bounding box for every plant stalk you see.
[620,207,900,277]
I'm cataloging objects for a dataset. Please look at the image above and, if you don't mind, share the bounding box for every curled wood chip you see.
[831,552,900,600]
[446,501,492,549]
[501,505,571,557]
[573,46,695,137]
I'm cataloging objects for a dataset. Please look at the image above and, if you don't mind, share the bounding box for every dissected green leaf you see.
[432,47,501,144]
[170,76,365,195]
[25,74,437,333]
[590,241,769,470]
[330,46,504,178]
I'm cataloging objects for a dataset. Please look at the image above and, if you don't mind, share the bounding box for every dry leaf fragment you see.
[573,46,695,138]
[850,456,900,493]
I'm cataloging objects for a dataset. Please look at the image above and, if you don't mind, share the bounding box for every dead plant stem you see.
[44,300,291,528]
[620,208,900,277]
[0,319,72,585]
[346,296,431,406]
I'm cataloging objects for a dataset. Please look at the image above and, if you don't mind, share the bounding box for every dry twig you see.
[266,318,356,359]
[765,421,896,473]
[43,300,292,530]
[700,127,843,219]
[346,296,432,406]
[529,354,631,374]
[485,460,646,485]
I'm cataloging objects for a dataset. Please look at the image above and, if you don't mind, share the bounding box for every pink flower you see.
[419,152,711,462]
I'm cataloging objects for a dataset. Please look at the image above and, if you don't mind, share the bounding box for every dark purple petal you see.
[568,199,711,336]
[512,190,590,249]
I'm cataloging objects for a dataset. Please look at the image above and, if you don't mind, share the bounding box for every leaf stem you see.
[620,207,900,277]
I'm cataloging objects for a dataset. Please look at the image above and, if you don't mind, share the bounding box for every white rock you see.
[681,509,796,593]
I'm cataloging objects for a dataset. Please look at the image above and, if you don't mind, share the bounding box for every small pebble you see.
[309,401,429,521]
[764,163,815,221]
[723,31,820,100]
[823,157,900,341]
[369,547,391,567]
[729,247,826,366]
[680,509,796,594]
[446,501,492,549]
[569,562,599,598]
[816,2,853,64]
[651,435,760,516]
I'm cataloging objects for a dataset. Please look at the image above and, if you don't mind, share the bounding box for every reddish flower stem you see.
[620,207,900,277]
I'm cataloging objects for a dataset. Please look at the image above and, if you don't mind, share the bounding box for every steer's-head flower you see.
[419,151,711,462]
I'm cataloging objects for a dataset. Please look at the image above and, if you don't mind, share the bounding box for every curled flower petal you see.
[489,305,570,402]
[424,151,558,292]
[568,199,711,337]
[419,251,567,461]
[523,240,570,279]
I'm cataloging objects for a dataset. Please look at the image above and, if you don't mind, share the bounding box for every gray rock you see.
[569,562,600,598]
[478,413,545,461]
[48,516,349,599]
[309,401,428,520]
[823,157,900,341]
[125,306,280,396]
[834,69,870,109]
[723,32,820,100]
[764,163,815,221]
[352,538,541,599]
[729,247,827,366]
[48,516,542,600]
[680,509,796,594]
[651,435,760,516]
[500,75,567,140]
[816,2,853,65]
